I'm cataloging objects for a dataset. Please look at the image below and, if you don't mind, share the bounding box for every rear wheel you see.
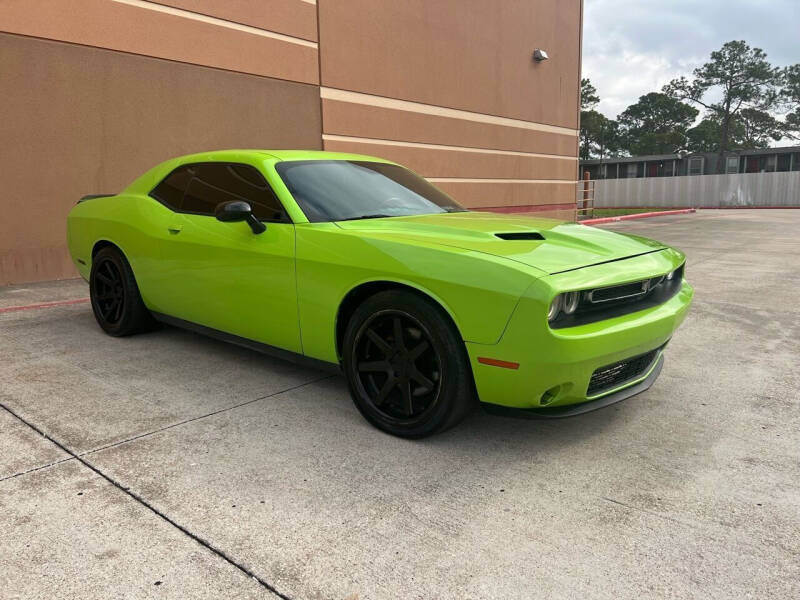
[342,290,474,438]
[90,246,156,336]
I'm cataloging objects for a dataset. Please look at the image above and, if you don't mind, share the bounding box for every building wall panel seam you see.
[321,134,577,161]
[113,0,318,47]
[320,88,579,137]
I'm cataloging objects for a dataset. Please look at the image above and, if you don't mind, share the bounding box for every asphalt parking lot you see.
[1,209,798,599]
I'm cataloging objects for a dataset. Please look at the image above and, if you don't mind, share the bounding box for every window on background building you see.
[776,153,791,172]
[793,153,800,171]
[688,157,704,176]
[764,155,777,172]
[746,157,759,173]
[626,163,638,178]
[726,156,739,174]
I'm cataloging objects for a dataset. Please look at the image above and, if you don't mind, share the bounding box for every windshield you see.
[274,160,467,222]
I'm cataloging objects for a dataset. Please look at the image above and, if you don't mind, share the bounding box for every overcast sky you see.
[582,0,800,118]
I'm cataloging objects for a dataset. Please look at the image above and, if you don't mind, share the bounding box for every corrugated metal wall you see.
[594,172,800,208]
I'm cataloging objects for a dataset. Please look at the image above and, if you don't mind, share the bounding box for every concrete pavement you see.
[1,209,798,599]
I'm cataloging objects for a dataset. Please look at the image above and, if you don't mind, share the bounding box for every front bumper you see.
[482,352,664,418]
[466,255,693,413]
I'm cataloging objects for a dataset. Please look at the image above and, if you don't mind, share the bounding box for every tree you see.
[737,108,783,148]
[782,64,800,139]
[617,92,698,155]
[581,78,600,111]
[686,111,781,154]
[580,110,620,160]
[579,78,621,160]
[686,118,723,153]
[664,40,782,172]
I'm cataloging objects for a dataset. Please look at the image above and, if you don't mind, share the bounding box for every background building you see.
[0,0,583,284]
[581,146,800,180]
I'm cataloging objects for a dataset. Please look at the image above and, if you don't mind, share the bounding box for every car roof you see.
[122,149,398,196]
[171,149,395,164]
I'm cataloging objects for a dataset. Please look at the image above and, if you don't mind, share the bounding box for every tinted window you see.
[150,163,287,222]
[274,160,466,222]
[150,165,193,209]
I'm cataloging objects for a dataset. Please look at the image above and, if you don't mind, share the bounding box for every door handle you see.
[167,224,183,234]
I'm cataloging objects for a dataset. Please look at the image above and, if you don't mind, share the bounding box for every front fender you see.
[295,224,536,363]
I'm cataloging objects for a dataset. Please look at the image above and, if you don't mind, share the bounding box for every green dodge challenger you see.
[67,150,693,437]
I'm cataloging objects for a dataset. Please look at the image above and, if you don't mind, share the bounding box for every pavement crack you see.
[0,456,76,483]
[80,374,338,458]
[0,401,294,600]
[601,496,698,530]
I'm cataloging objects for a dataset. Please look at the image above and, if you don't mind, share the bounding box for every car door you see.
[148,162,301,353]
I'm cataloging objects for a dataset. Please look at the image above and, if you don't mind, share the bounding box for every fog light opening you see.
[540,385,561,406]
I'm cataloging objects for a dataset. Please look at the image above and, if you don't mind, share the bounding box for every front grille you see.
[587,347,660,396]
[589,280,649,303]
[550,264,684,329]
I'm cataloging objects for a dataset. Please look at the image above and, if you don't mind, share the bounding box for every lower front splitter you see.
[481,354,664,419]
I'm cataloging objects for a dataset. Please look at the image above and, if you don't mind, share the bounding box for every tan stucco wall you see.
[317,0,581,214]
[0,0,581,284]
[0,34,321,284]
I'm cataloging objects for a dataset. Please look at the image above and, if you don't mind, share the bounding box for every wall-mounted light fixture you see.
[532,49,549,62]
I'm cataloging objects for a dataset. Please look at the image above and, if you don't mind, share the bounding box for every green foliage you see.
[686,109,783,153]
[663,40,782,170]
[618,93,698,155]
[583,43,793,162]
[782,64,800,139]
[580,110,621,160]
[685,118,723,153]
[581,78,600,111]
[579,78,622,160]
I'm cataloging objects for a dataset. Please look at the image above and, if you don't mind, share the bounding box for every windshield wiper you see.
[339,214,393,221]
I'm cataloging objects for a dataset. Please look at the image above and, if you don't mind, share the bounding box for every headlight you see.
[547,295,562,321]
[562,291,579,314]
[549,291,580,322]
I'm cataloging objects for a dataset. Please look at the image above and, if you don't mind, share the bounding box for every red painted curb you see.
[0,297,90,314]
[580,208,696,225]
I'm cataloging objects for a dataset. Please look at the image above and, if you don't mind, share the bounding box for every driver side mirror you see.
[214,201,266,234]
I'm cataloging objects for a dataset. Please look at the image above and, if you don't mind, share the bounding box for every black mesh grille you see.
[590,281,647,303]
[587,348,660,396]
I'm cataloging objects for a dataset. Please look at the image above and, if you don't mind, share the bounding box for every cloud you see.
[583,0,800,118]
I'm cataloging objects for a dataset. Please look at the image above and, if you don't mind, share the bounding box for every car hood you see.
[335,211,666,274]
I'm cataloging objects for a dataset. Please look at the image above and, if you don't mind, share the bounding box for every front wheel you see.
[342,290,474,438]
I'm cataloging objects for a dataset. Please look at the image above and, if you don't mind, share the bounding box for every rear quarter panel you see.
[67,194,170,306]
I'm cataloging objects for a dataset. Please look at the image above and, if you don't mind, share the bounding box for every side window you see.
[183,163,287,222]
[149,165,194,209]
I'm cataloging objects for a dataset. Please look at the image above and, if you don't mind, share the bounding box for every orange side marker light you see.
[477,357,520,370]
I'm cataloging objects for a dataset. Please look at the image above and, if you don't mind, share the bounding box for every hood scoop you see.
[494,232,545,241]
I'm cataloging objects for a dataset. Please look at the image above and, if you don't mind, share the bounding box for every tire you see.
[89,245,156,337]
[342,290,475,438]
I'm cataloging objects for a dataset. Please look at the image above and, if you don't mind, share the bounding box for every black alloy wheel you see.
[343,290,474,438]
[93,258,125,325]
[354,310,442,421]
[90,245,156,336]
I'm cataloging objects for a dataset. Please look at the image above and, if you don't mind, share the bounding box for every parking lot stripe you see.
[0,298,90,313]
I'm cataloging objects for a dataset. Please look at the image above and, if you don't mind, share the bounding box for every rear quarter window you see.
[149,163,288,222]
